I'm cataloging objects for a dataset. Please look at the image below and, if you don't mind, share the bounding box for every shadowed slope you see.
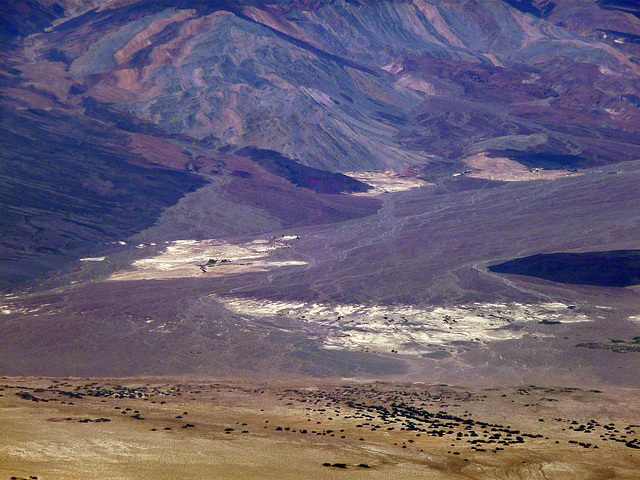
[489,250,640,287]
[0,105,207,290]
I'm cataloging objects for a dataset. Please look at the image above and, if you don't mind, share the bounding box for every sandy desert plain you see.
[1,376,640,480]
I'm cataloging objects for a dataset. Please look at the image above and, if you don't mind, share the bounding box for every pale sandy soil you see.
[2,378,639,480]
[344,171,431,195]
[463,153,581,182]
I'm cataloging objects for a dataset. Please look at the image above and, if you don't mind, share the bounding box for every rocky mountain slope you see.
[3,0,640,288]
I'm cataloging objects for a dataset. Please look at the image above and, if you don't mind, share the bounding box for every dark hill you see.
[489,251,640,288]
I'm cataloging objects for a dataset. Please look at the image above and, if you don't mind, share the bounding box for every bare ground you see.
[1,377,639,480]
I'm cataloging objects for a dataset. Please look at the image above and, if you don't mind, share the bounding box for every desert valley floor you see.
[3,165,640,479]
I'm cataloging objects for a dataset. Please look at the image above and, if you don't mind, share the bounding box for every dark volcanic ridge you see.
[236,147,372,194]
[489,250,640,288]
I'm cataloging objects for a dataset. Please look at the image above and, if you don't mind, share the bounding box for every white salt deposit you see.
[219,297,591,355]
[345,171,430,195]
[80,257,106,262]
[108,236,304,281]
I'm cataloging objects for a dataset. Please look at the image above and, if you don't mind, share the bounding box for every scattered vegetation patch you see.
[576,342,640,353]
[322,462,348,469]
